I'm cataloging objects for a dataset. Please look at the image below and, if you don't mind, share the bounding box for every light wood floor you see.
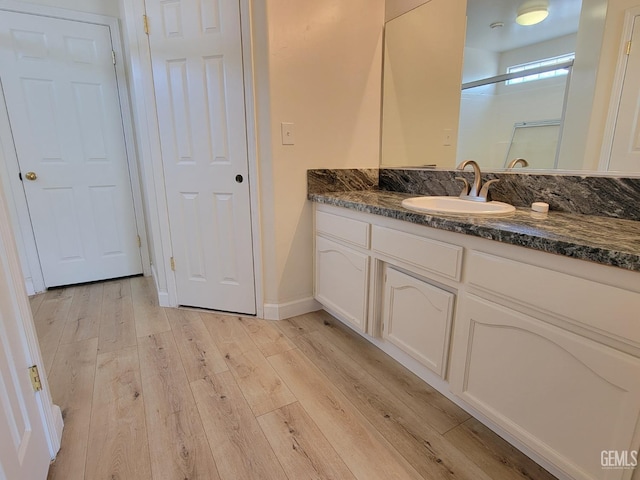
[31,276,557,480]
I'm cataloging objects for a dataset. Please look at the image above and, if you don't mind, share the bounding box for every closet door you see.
[0,11,142,287]
[146,0,256,313]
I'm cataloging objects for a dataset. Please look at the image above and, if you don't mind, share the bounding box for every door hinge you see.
[111,50,116,65]
[170,257,176,271]
[137,235,141,248]
[626,40,632,55]
[28,365,42,392]
[143,14,150,35]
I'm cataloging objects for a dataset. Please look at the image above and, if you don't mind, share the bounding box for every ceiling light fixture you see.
[516,0,549,26]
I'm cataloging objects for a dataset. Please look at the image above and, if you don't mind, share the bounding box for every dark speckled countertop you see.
[309,190,640,272]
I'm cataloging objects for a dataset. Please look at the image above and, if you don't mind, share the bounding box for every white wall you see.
[385,0,430,22]
[253,0,385,314]
[462,47,500,84]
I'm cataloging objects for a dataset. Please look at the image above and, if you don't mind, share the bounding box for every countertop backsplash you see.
[307,168,640,222]
[307,168,378,195]
[379,169,640,221]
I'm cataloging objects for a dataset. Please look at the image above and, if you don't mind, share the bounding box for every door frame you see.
[0,0,151,293]
[119,0,264,315]
[598,5,640,171]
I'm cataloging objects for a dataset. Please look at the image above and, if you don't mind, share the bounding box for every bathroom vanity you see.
[309,171,640,480]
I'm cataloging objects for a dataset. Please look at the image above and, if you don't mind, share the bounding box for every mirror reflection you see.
[459,0,580,170]
[381,0,638,172]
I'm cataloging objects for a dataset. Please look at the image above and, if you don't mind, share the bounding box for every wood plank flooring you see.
[32,277,557,480]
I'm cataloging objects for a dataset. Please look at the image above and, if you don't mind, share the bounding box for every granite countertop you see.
[309,189,640,272]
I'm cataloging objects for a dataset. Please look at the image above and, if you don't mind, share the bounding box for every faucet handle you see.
[454,176,470,197]
[479,179,500,200]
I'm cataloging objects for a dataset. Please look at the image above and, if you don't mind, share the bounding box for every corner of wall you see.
[249,0,278,309]
[256,0,385,316]
[263,297,322,321]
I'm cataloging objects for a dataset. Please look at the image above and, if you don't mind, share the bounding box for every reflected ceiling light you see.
[516,0,549,26]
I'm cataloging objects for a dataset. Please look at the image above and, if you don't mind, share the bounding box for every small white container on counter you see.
[531,202,549,213]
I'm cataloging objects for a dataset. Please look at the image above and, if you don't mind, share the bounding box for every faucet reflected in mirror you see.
[506,158,529,169]
[380,0,639,174]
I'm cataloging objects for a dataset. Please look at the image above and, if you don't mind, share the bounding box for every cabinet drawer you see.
[467,251,640,346]
[382,267,454,377]
[315,236,369,332]
[316,210,370,248]
[371,225,462,281]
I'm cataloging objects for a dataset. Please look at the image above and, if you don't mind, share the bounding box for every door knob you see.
[24,172,37,181]
[235,174,243,183]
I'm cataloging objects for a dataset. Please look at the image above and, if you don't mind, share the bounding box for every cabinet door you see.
[450,295,640,480]
[315,235,369,331]
[381,266,454,376]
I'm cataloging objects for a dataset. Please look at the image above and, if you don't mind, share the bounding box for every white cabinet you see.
[313,202,640,480]
[450,294,640,480]
[315,235,369,332]
[381,266,454,376]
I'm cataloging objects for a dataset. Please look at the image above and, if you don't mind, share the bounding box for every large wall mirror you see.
[381,0,639,173]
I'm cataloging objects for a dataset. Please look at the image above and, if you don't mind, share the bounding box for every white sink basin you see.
[401,196,516,215]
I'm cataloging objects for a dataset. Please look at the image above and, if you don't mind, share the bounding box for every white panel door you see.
[146,0,256,314]
[610,15,640,172]
[0,195,50,479]
[0,11,142,287]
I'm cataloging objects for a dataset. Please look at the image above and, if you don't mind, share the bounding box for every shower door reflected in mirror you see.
[504,120,562,169]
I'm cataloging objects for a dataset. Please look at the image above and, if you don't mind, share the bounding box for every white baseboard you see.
[52,403,64,443]
[263,296,322,320]
[151,264,171,307]
[156,290,170,307]
[24,277,35,296]
[44,403,64,460]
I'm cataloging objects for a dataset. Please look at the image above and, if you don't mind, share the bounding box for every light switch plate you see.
[281,122,295,145]
[443,128,453,146]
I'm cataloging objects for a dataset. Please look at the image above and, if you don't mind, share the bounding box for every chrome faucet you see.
[455,160,499,202]
[507,158,529,169]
